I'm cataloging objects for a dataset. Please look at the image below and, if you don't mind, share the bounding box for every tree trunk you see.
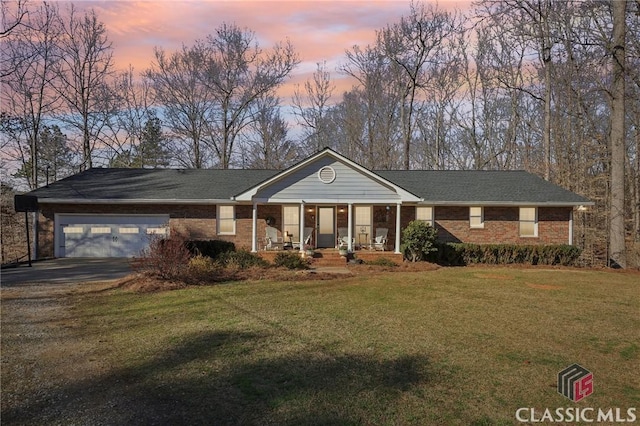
[609,0,627,268]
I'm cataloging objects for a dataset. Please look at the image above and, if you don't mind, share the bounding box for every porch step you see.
[310,250,348,267]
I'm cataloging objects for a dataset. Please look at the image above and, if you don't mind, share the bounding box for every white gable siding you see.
[254,158,401,202]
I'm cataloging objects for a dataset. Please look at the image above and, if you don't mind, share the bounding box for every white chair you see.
[264,226,283,250]
[337,227,354,248]
[293,227,314,250]
[371,228,388,251]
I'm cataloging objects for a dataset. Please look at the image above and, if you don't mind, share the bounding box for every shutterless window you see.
[355,206,372,245]
[416,206,434,227]
[469,206,484,228]
[520,207,538,237]
[282,205,300,242]
[217,205,235,235]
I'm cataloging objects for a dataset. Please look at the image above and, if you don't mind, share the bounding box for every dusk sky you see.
[74,0,472,98]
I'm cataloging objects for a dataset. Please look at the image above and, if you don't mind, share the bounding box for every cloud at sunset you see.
[74,0,470,99]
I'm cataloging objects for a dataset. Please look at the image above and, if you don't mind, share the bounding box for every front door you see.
[317,207,335,248]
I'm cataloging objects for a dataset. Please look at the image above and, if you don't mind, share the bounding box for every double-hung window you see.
[416,206,434,227]
[519,207,538,237]
[282,205,300,242]
[217,205,235,235]
[469,206,484,228]
[355,205,372,246]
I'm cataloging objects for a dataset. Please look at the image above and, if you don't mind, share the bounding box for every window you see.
[416,206,434,227]
[355,206,372,246]
[217,205,235,235]
[520,207,538,237]
[469,206,484,228]
[282,205,300,242]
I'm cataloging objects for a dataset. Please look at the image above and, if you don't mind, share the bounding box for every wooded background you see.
[1,0,638,267]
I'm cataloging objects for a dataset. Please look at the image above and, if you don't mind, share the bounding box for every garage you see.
[55,215,170,258]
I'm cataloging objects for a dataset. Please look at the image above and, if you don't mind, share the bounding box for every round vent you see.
[318,166,336,184]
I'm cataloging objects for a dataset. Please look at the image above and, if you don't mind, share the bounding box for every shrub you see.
[187,240,235,259]
[273,251,309,270]
[133,233,191,280]
[401,220,438,262]
[187,255,220,283]
[365,257,398,267]
[217,250,269,269]
[430,243,582,267]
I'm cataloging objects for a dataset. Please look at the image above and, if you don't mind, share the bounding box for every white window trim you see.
[469,206,484,229]
[416,206,434,227]
[519,207,538,237]
[217,205,236,235]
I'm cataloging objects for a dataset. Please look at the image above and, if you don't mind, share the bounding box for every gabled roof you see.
[22,150,592,207]
[28,168,278,204]
[233,148,422,202]
[376,170,591,206]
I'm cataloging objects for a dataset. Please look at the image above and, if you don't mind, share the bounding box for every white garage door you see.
[56,215,170,258]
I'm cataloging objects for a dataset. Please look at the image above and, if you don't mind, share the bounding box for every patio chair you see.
[293,227,314,250]
[371,228,388,251]
[264,226,283,250]
[337,227,354,248]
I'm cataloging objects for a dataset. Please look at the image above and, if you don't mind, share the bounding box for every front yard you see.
[2,267,639,425]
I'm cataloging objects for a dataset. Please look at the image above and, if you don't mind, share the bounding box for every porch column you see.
[347,203,353,252]
[395,203,402,254]
[251,202,258,253]
[299,202,305,253]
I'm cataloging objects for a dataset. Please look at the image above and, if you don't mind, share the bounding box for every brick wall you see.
[38,203,573,258]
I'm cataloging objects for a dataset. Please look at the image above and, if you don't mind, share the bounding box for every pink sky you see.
[76,0,471,98]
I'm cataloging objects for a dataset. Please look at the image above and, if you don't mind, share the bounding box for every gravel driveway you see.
[1,259,132,425]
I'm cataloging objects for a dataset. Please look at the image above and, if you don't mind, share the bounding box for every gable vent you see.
[318,166,336,184]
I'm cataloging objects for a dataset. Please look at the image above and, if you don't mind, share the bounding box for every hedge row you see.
[428,243,582,266]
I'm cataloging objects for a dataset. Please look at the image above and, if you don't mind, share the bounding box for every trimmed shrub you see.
[133,233,191,280]
[187,240,235,259]
[401,220,438,262]
[429,243,582,266]
[217,249,269,269]
[273,251,309,270]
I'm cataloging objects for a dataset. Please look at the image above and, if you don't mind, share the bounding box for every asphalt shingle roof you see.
[26,167,590,205]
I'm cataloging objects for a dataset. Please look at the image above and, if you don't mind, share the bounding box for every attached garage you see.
[55,215,170,258]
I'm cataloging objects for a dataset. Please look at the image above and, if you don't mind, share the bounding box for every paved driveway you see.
[1,258,132,286]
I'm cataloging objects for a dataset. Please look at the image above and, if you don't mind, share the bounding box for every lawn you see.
[2,267,639,425]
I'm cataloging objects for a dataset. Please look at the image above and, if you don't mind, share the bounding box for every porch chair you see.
[371,228,388,251]
[293,227,315,250]
[264,226,283,250]
[337,227,354,248]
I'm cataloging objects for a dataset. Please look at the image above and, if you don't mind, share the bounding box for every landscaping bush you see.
[187,240,235,259]
[133,233,192,280]
[429,243,582,266]
[401,220,438,262]
[365,257,398,267]
[273,251,309,270]
[187,255,220,283]
[217,249,269,269]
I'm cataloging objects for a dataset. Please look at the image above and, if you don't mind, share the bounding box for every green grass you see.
[6,267,640,425]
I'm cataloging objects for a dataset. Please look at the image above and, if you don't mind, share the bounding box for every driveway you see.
[1,258,132,286]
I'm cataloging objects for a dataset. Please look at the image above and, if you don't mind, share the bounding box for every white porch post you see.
[347,203,353,252]
[569,209,573,245]
[251,202,258,253]
[299,202,305,253]
[395,203,402,254]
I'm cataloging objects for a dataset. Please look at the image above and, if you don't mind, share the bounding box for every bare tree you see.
[55,5,114,170]
[609,0,627,268]
[292,61,335,154]
[202,23,299,168]
[0,1,62,189]
[1,0,28,40]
